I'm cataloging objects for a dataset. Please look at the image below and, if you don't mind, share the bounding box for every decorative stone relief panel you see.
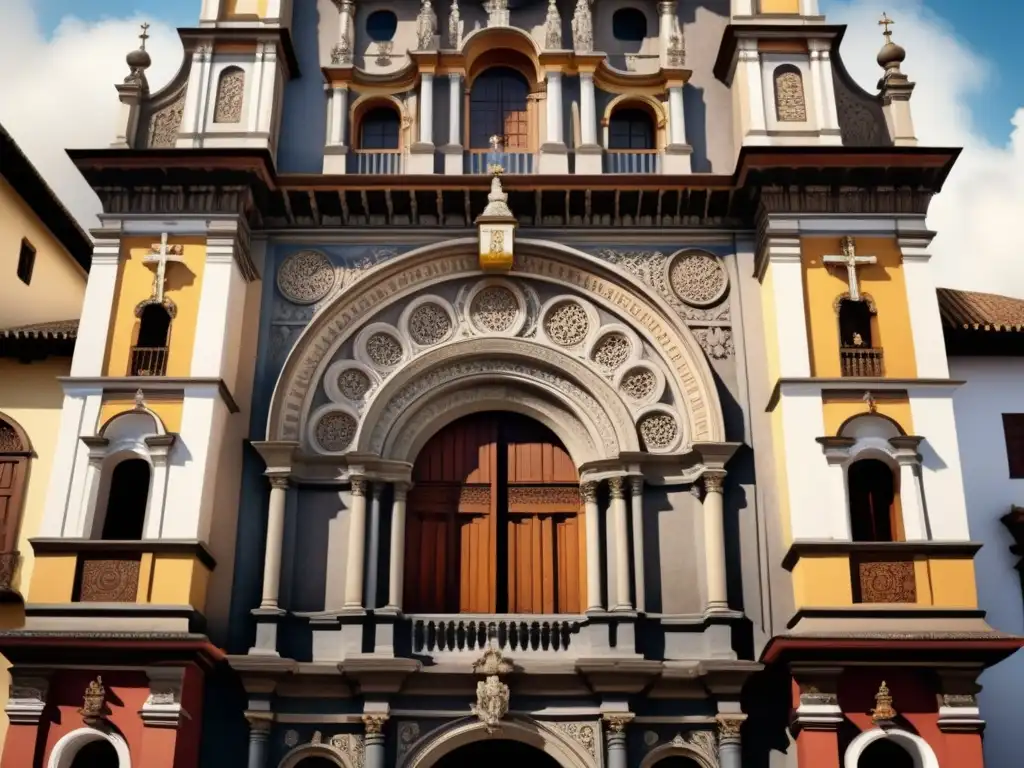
[310,407,360,454]
[636,406,682,453]
[399,295,458,349]
[354,322,409,374]
[465,280,528,336]
[614,362,666,407]
[323,360,380,408]
[213,67,245,123]
[549,721,599,759]
[277,250,338,305]
[542,299,592,348]
[773,65,807,123]
[666,250,729,308]
[146,88,185,148]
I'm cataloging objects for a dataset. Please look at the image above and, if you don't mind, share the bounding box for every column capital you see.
[268,475,290,490]
[363,714,389,735]
[702,470,726,495]
[5,672,50,726]
[602,712,634,733]
[394,481,410,501]
[580,480,599,503]
[245,711,274,735]
[716,714,745,744]
[608,476,626,500]
[351,475,367,497]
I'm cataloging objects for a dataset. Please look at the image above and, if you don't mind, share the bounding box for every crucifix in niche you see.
[143,233,184,302]
[824,236,876,302]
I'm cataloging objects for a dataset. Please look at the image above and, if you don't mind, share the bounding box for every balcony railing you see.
[351,149,403,175]
[852,554,917,604]
[840,347,884,377]
[604,149,660,174]
[130,346,168,376]
[467,150,534,174]
[411,615,584,656]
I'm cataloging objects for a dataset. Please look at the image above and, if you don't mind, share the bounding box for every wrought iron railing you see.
[352,149,403,174]
[467,150,535,174]
[411,615,584,655]
[604,149,661,174]
[130,346,168,376]
[840,347,884,377]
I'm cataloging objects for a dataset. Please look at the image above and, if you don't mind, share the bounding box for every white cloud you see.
[0,0,1021,298]
[825,0,1024,297]
[0,0,182,230]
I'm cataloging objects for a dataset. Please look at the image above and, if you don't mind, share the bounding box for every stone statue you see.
[485,0,510,27]
[571,0,593,53]
[544,0,562,50]
[447,0,463,49]
[416,0,438,50]
[470,647,514,733]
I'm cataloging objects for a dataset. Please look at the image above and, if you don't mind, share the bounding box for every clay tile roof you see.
[0,320,79,341]
[937,288,1024,333]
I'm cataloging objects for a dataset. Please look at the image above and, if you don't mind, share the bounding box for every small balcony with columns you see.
[246,441,745,667]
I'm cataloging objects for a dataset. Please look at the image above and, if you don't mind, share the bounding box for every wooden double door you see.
[404,413,584,614]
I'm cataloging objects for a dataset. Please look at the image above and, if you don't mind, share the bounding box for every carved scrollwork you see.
[470,285,520,333]
[637,411,680,452]
[508,485,580,505]
[667,250,728,308]
[0,420,24,452]
[314,410,358,453]
[693,327,734,360]
[856,559,916,603]
[78,557,141,602]
[551,722,597,757]
[277,250,337,305]
[543,301,590,347]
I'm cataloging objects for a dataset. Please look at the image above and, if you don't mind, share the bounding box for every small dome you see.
[876,40,905,69]
[127,47,152,70]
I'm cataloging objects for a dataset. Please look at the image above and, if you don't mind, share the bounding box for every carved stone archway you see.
[268,239,725,463]
[399,716,598,768]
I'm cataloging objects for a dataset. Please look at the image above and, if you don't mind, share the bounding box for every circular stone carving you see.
[668,250,728,307]
[543,301,590,347]
[314,411,357,452]
[620,367,657,402]
[277,250,337,305]
[638,412,679,451]
[470,286,519,333]
[366,331,404,368]
[408,302,453,346]
[592,333,632,370]
[338,368,372,401]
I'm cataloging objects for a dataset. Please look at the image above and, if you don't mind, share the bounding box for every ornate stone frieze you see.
[551,722,598,757]
[460,485,491,504]
[277,250,338,305]
[591,332,632,371]
[638,411,679,452]
[470,285,520,333]
[366,331,405,368]
[147,89,185,148]
[543,301,590,347]
[314,410,358,453]
[693,327,734,360]
[213,68,245,124]
[757,185,930,217]
[774,68,807,122]
[668,250,729,308]
[408,302,454,346]
[508,486,580,505]
[471,648,513,732]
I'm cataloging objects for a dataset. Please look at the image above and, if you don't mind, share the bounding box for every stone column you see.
[603,714,633,768]
[582,481,603,611]
[324,86,349,173]
[344,476,368,609]
[444,73,464,174]
[668,85,686,145]
[419,74,434,145]
[386,482,409,610]
[245,715,271,768]
[365,483,383,608]
[545,71,564,145]
[260,476,289,609]
[658,1,677,65]
[363,715,388,768]
[702,471,729,611]
[580,73,597,145]
[716,715,745,768]
[609,477,632,611]
[891,436,929,540]
[629,477,646,613]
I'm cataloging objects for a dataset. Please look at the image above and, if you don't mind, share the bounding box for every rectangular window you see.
[1003,414,1024,479]
[16,239,36,285]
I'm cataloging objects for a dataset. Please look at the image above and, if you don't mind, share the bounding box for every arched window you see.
[612,8,648,42]
[773,64,807,122]
[469,67,530,150]
[609,108,655,150]
[848,458,899,542]
[857,738,915,768]
[131,303,171,376]
[0,414,28,593]
[839,299,874,349]
[100,459,151,540]
[213,66,245,124]
[366,10,398,42]
[69,739,120,768]
[360,107,400,150]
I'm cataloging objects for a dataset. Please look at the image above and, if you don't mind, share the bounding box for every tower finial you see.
[139,22,151,50]
[878,12,894,42]
[876,11,906,74]
[124,21,153,85]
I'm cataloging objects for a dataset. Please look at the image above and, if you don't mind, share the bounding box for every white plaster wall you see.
[949,356,1024,768]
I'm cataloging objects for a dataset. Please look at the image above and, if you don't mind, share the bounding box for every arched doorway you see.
[857,737,915,767]
[434,739,561,768]
[69,739,120,768]
[404,413,584,614]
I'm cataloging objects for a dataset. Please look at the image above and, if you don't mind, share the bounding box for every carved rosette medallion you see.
[620,367,657,402]
[338,368,373,401]
[470,285,519,333]
[667,250,728,307]
[315,411,358,453]
[592,333,631,371]
[638,412,679,452]
[857,559,916,603]
[277,250,337,305]
[543,301,590,347]
[366,332,405,368]
[408,302,454,346]
[79,558,141,602]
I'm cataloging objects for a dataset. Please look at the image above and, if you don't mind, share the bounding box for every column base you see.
[575,144,603,174]
[323,144,349,174]
[249,607,286,655]
[663,143,693,173]
[538,143,569,174]
[407,144,436,174]
[440,143,464,175]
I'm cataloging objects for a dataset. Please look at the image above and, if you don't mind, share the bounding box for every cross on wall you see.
[823,236,876,302]
[143,233,184,303]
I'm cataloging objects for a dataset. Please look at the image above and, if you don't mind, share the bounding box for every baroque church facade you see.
[0,1,1018,767]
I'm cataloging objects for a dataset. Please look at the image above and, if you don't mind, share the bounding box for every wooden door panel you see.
[0,459,25,553]
[459,515,494,613]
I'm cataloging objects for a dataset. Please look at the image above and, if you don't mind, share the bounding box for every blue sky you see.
[34,0,1022,146]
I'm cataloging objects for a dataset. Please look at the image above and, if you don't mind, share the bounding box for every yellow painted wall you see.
[25,555,76,603]
[821,394,914,436]
[0,178,86,329]
[801,237,917,379]
[104,237,206,378]
[98,394,184,434]
[792,556,854,606]
[222,0,268,19]
[921,558,979,608]
[759,0,801,13]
